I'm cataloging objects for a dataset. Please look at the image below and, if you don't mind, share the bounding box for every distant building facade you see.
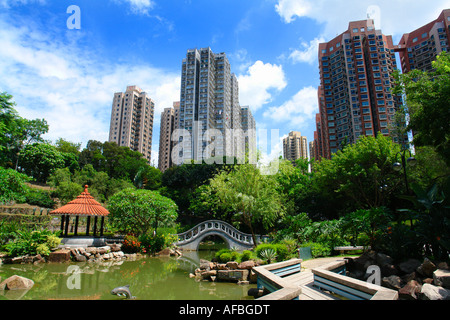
[108,85,154,163]
[397,9,450,73]
[283,131,308,164]
[158,102,180,172]
[313,19,407,160]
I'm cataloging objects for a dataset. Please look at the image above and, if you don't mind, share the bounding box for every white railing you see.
[176,220,256,247]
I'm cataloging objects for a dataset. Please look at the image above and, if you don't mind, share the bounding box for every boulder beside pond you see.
[0,275,34,290]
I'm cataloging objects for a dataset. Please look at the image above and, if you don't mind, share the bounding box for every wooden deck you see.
[253,258,398,301]
[285,270,339,300]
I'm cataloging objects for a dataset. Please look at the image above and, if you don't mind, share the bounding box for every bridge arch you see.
[175,220,259,251]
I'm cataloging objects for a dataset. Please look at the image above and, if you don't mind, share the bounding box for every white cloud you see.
[117,0,155,15]
[0,16,180,160]
[275,0,449,41]
[263,86,317,127]
[288,37,324,65]
[237,61,287,112]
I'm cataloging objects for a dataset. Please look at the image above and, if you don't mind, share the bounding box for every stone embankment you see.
[190,259,259,285]
[0,244,181,265]
[347,251,450,300]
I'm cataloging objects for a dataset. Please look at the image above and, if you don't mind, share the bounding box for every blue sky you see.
[0,0,449,166]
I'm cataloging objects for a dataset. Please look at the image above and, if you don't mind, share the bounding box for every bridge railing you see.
[176,220,257,247]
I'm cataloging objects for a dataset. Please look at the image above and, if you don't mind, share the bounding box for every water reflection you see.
[0,243,255,300]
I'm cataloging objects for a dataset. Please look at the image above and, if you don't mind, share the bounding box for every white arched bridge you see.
[175,220,262,251]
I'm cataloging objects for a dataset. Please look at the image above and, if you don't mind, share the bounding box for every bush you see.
[121,235,141,254]
[139,233,165,254]
[0,166,30,204]
[25,189,56,208]
[300,242,332,258]
[255,243,290,262]
[5,229,59,257]
[240,250,253,262]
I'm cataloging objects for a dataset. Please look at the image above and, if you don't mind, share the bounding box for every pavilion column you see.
[100,217,105,237]
[93,216,98,237]
[64,215,70,237]
[86,216,91,236]
[60,215,65,233]
[74,216,79,236]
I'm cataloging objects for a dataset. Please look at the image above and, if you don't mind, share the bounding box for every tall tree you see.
[395,52,450,165]
[210,164,284,246]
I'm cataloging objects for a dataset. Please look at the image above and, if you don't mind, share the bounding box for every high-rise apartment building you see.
[240,106,256,160]
[283,131,308,164]
[177,47,242,163]
[158,102,180,172]
[397,9,450,73]
[108,85,155,163]
[313,19,406,159]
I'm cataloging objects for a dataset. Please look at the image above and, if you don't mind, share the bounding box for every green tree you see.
[108,188,178,237]
[18,143,65,183]
[0,166,30,204]
[209,164,284,246]
[0,93,48,168]
[314,134,403,212]
[395,52,450,165]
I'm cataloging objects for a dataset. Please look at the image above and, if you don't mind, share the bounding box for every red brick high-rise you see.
[313,19,406,160]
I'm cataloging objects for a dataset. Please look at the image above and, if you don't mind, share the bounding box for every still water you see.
[0,246,256,301]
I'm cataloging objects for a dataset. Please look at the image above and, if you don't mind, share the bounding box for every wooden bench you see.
[333,246,370,255]
[311,260,398,300]
[252,259,303,300]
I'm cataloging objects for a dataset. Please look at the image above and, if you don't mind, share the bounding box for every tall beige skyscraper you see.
[283,131,308,164]
[177,47,241,163]
[158,102,180,172]
[108,85,155,163]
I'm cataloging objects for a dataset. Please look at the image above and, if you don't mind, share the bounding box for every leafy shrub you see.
[240,250,253,262]
[5,229,59,257]
[139,233,165,254]
[121,235,141,254]
[255,243,290,262]
[0,166,30,204]
[25,189,56,208]
[36,243,50,256]
[300,242,332,258]
[219,252,233,263]
[259,248,277,264]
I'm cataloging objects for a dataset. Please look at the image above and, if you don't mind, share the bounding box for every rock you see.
[423,278,434,284]
[420,283,450,300]
[433,269,450,289]
[217,264,228,270]
[238,260,255,270]
[382,275,403,290]
[102,253,111,260]
[156,248,172,256]
[11,257,24,264]
[86,247,97,255]
[75,254,87,262]
[417,258,437,278]
[110,244,121,252]
[217,270,249,282]
[48,249,71,263]
[437,262,449,270]
[398,259,421,274]
[376,253,394,267]
[200,260,211,270]
[226,261,239,270]
[0,275,34,290]
[399,280,422,300]
[381,264,398,277]
[97,246,110,255]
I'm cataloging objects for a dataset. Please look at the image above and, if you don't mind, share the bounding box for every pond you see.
[0,243,257,300]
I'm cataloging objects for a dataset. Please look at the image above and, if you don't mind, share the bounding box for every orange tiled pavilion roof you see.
[50,185,109,217]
